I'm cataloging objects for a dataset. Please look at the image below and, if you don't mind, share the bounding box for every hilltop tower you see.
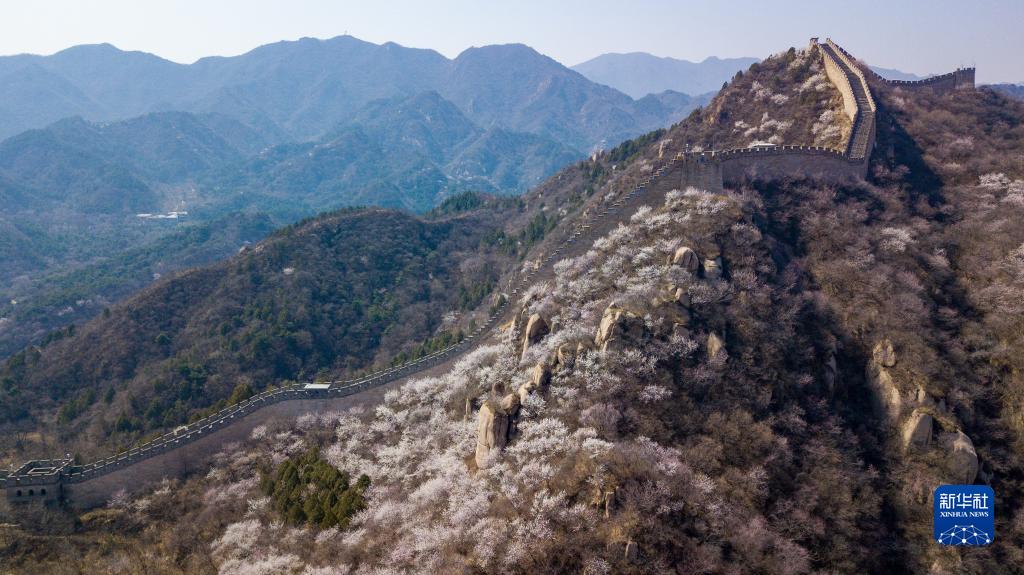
[953,67,976,90]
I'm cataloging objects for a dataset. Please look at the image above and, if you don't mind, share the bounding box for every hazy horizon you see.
[0,0,1021,84]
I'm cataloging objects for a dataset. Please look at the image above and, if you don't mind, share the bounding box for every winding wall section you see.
[829,40,975,94]
[4,39,964,509]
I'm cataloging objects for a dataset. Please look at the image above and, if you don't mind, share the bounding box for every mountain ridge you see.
[572,51,758,98]
[0,36,703,151]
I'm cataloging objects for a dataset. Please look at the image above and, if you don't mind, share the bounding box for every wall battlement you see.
[1,37,972,509]
[829,40,975,93]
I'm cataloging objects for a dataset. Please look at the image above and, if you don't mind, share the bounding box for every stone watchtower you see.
[3,458,72,504]
[953,67,976,90]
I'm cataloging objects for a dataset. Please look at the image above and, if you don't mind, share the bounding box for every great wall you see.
[1,38,977,509]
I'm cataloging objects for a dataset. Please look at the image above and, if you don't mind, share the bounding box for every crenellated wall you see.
[877,68,976,93]
[829,40,975,94]
[719,146,867,182]
[61,393,378,508]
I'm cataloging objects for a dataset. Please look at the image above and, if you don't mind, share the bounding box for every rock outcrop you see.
[475,401,511,468]
[901,409,933,450]
[501,392,521,415]
[943,430,979,484]
[517,383,533,405]
[864,338,982,485]
[555,340,594,368]
[521,313,550,358]
[671,246,700,272]
[517,363,550,409]
[528,362,552,389]
[596,304,646,352]
[867,339,902,423]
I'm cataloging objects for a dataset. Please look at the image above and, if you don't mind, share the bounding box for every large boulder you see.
[475,402,511,468]
[671,247,700,272]
[943,431,979,484]
[596,304,646,352]
[501,392,521,417]
[901,409,933,450]
[521,313,550,358]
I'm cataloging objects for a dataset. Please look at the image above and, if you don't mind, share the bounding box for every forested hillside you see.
[0,93,576,358]
[0,163,607,463]
[0,214,275,358]
[0,204,497,459]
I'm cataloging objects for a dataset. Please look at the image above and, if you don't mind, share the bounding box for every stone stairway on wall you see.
[820,39,876,161]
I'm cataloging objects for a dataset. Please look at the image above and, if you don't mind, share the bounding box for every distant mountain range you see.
[0,36,702,150]
[0,36,722,357]
[990,83,1024,100]
[197,90,583,216]
[572,52,758,99]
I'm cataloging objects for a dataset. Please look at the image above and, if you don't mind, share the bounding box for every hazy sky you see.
[1,0,1021,83]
